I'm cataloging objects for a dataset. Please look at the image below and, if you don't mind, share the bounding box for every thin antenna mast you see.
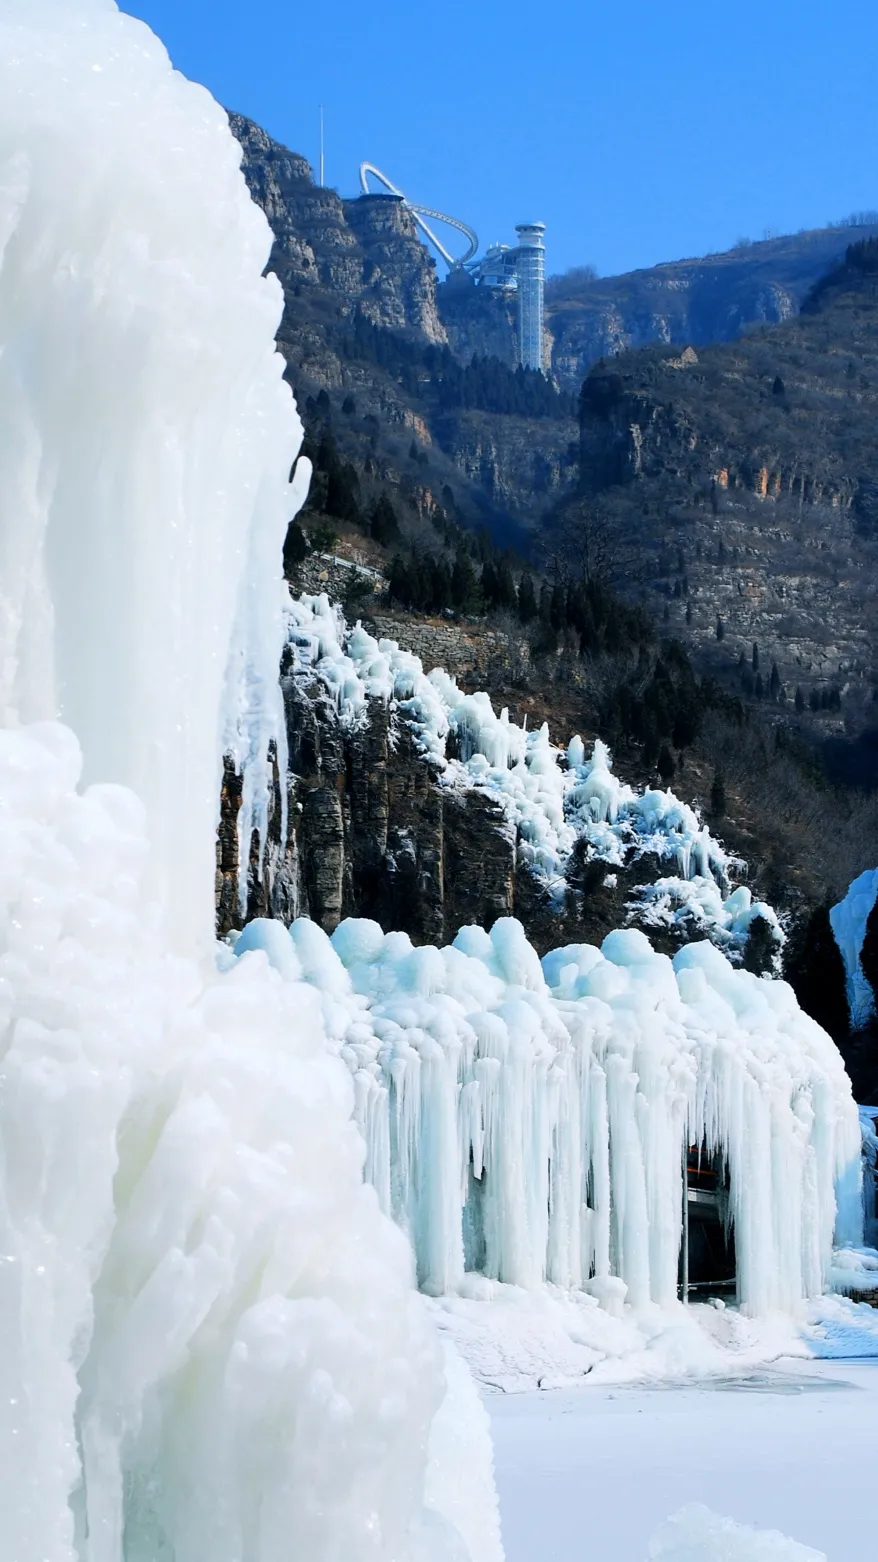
[319,104,324,187]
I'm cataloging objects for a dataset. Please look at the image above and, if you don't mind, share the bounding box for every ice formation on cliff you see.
[237,913,863,1317]
[286,594,781,957]
[0,6,499,1562]
[830,867,878,1027]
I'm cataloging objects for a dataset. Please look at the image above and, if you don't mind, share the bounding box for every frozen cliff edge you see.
[280,592,783,964]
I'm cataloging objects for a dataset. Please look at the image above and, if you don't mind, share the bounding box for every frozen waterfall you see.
[240,915,863,1317]
[0,5,500,1562]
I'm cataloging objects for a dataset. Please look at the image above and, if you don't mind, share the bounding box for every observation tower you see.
[357,162,547,373]
[512,222,546,372]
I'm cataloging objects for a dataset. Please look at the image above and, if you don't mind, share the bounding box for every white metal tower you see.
[355,160,548,373]
[514,222,546,371]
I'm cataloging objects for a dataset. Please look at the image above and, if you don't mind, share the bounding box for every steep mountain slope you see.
[231,112,878,564]
[570,247,878,758]
[544,222,878,391]
[229,114,578,540]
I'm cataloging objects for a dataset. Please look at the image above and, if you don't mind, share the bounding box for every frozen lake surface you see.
[489,1358,878,1561]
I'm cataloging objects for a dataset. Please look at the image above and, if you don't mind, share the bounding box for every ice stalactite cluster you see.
[286,593,782,957]
[830,867,878,1028]
[238,914,863,1317]
[0,6,500,1562]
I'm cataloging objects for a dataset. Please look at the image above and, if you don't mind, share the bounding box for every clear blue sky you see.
[122,0,878,278]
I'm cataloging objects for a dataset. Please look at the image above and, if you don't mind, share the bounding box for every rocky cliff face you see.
[571,266,878,749]
[433,408,578,512]
[231,114,446,342]
[437,274,519,366]
[218,679,521,947]
[229,112,574,537]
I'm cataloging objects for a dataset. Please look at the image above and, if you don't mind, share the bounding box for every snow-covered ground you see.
[429,1285,878,1392]
[488,1356,878,1562]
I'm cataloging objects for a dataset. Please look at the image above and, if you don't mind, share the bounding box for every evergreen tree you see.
[431,557,452,611]
[685,600,692,626]
[481,560,499,610]
[751,642,759,672]
[770,662,781,700]
[282,520,308,574]
[370,493,400,546]
[325,462,360,524]
[742,915,778,976]
[715,616,725,641]
[388,555,411,607]
[657,743,676,783]
[451,552,478,613]
[518,573,537,623]
[496,561,518,613]
[795,685,805,714]
[710,771,727,817]
[809,687,821,712]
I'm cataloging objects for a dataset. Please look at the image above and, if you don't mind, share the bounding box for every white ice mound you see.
[649,1505,826,1562]
[239,914,862,1315]
[830,866,878,1028]
[0,5,498,1560]
[285,595,769,950]
[0,721,489,1562]
[0,0,309,957]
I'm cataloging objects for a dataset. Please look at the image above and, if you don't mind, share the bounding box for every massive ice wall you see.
[239,914,863,1317]
[0,6,500,1562]
[0,0,309,957]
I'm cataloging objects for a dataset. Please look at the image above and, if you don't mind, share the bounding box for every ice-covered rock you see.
[649,1505,825,1562]
[283,594,770,956]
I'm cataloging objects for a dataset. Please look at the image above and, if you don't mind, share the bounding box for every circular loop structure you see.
[358,161,478,269]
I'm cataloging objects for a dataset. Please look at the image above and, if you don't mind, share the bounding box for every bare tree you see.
[542,496,640,589]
